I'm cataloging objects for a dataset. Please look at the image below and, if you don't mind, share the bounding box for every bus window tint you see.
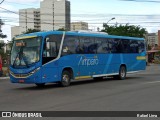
[62,35,78,55]
[42,35,62,64]
[138,41,145,53]
[108,39,115,53]
[130,40,139,53]
[44,35,62,57]
[122,40,130,53]
[96,38,109,53]
[46,41,57,57]
[113,39,124,53]
[79,37,96,54]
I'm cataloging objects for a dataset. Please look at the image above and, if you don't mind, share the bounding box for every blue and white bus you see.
[10,31,146,87]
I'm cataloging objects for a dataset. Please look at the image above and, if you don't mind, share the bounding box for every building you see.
[158,30,160,46]
[11,0,71,36]
[71,22,88,31]
[19,8,41,33]
[11,26,20,38]
[40,0,70,31]
[147,33,158,47]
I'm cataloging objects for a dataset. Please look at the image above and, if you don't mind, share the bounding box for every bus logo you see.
[78,56,99,66]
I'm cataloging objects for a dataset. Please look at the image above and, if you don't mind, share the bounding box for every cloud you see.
[4,0,42,4]
[120,0,160,3]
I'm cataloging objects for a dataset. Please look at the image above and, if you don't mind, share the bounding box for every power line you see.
[0,6,71,30]
[0,0,4,4]
[0,6,54,25]
[0,5,159,30]
[4,1,39,7]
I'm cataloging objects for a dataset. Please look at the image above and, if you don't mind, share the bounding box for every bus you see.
[9,31,146,87]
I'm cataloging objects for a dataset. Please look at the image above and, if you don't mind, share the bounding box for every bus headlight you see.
[30,67,40,74]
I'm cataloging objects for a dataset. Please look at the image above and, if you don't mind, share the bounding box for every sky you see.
[0,0,160,42]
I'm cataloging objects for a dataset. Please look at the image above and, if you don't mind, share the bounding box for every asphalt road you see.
[0,64,160,119]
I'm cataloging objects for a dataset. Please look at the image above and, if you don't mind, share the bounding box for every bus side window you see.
[42,35,62,65]
[122,39,130,53]
[62,35,78,56]
[96,38,109,54]
[43,37,57,58]
[130,40,139,53]
[138,41,145,53]
[79,36,95,54]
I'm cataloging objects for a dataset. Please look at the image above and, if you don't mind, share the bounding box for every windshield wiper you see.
[12,47,29,68]
[12,47,22,68]
[21,54,29,68]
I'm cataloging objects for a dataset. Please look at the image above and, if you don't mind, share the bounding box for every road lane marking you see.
[143,81,160,84]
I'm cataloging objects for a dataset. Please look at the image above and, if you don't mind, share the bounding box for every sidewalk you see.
[129,64,160,76]
[0,77,10,80]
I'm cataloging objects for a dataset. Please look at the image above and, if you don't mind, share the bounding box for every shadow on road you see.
[12,76,142,91]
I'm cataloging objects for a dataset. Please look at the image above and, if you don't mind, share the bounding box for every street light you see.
[106,17,115,25]
[103,17,115,30]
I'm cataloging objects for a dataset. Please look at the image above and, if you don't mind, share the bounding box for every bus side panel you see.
[41,61,60,83]
[58,55,80,79]
[78,54,99,77]
[97,54,128,75]
[130,52,146,71]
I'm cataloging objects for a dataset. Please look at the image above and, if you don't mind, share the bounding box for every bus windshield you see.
[11,37,42,67]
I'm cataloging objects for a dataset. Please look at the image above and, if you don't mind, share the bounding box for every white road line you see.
[143,81,160,84]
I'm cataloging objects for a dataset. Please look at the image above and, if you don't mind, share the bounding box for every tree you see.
[22,28,40,34]
[0,19,7,39]
[102,23,147,38]
[0,19,7,55]
[57,28,66,31]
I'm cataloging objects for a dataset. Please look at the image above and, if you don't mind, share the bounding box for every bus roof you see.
[15,30,145,41]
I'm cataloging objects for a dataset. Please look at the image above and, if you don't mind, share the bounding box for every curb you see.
[0,77,10,80]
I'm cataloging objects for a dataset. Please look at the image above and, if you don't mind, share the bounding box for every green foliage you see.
[22,28,40,34]
[0,19,6,60]
[155,51,160,55]
[57,28,66,31]
[0,19,7,39]
[0,42,5,50]
[102,23,147,38]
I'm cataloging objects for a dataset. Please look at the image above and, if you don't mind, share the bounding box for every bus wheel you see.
[61,71,71,87]
[35,83,45,87]
[118,66,126,80]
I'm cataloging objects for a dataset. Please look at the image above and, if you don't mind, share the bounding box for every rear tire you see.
[60,71,71,87]
[118,66,126,80]
[114,66,126,80]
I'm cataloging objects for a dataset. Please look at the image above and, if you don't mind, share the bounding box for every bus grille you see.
[10,71,31,78]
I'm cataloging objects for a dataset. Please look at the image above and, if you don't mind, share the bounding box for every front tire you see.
[60,71,71,87]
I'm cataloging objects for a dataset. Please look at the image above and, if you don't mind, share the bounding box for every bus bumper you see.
[9,69,42,84]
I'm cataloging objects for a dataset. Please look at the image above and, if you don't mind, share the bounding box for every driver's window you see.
[43,38,57,57]
[42,34,62,65]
